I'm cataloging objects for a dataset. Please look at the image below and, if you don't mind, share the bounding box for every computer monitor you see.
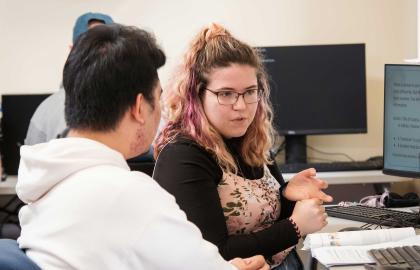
[1,94,50,175]
[256,44,367,164]
[383,64,420,178]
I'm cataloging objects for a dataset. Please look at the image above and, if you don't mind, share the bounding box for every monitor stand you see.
[285,135,307,164]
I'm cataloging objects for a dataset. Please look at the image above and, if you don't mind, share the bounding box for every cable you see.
[306,144,356,161]
[272,135,357,162]
[270,136,286,159]
[306,157,343,163]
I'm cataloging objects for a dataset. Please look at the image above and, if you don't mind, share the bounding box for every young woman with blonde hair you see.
[154,23,333,269]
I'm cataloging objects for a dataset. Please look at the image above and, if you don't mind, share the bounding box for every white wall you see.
[0,0,417,161]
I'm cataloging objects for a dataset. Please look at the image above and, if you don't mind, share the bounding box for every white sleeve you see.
[127,179,236,270]
[135,212,236,270]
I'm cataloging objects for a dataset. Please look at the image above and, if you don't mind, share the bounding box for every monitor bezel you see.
[382,64,420,178]
[259,43,368,136]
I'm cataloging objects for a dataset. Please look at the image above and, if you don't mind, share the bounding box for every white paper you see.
[303,227,415,250]
[312,246,375,266]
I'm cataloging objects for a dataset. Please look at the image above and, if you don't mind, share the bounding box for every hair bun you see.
[203,22,229,42]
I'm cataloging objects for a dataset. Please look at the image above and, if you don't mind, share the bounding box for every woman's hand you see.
[283,168,333,203]
[290,198,328,236]
[230,255,269,270]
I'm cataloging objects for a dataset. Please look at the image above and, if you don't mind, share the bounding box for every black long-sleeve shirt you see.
[153,136,299,260]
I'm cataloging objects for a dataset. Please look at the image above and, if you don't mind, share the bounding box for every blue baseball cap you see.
[72,12,114,43]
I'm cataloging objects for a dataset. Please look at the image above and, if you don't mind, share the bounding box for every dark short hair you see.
[63,24,166,131]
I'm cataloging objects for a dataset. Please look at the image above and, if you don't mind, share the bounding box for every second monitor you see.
[257,44,367,164]
[1,94,50,176]
[383,64,420,179]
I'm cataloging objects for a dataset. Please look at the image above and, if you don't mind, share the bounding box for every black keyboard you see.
[368,245,420,269]
[279,159,383,173]
[326,205,419,228]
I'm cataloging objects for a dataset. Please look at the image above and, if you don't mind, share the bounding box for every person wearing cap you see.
[24,12,114,146]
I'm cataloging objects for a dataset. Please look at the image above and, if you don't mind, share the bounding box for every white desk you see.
[283,170,414,185]
[298,216,366,270]
[0,171,412,195]
[308,213,420,270]
[0,175,17,195]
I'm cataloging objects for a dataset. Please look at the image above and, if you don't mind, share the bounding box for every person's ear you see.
[131,93,146,124]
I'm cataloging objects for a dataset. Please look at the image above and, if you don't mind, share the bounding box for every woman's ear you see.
[131,93,146,124]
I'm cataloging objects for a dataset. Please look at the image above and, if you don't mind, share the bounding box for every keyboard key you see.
[381,249,398,264]
[395,247,414,263]
[387,247,406,264]
[370,249,390,265]
[403,246,420,266]
[405,246,420,261]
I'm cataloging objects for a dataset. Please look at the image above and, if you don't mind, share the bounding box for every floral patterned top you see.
[154,136,299,262]
[218,166,294,266]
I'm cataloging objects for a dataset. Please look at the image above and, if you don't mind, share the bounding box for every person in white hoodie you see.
[16,24,268,270]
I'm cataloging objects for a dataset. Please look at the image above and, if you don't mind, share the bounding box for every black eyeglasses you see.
[205,88,261,105]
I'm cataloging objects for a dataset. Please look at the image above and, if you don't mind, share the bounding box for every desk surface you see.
[1,170,413,195]
[283,170,413,185]
[7,170,406,201]
[0,175,17,195]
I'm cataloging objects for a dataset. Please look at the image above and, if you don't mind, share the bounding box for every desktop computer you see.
[256,43,367,165]
[256,44,380,175]
[326,64,420,228]
[383,64,420,179]
[1,94,50,176]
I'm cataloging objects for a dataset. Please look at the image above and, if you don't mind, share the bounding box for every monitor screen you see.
[383,64,420,178]
[1,94,50,175]
[257,44,367,163]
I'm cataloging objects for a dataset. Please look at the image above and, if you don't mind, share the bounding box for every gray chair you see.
[0,239,41,270]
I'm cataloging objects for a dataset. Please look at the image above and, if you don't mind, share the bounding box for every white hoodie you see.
[17,138,234,270]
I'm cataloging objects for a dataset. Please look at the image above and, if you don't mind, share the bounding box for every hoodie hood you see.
[17,138,129,203]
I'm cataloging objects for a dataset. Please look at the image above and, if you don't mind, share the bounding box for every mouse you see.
[338,227,370,232]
